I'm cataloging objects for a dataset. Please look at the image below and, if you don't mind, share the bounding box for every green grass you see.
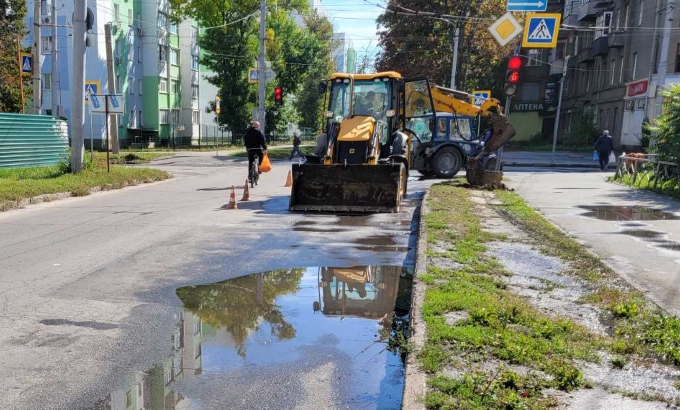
[613,174,680,201]
[494,190,680,366]
[0,153,170,207]
[231,145,315,160]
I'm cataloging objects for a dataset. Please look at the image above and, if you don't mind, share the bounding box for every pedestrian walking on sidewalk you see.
[289,132,303,161]
[594,130,614,171]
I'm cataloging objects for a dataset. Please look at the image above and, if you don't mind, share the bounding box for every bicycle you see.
[248,149,261,188]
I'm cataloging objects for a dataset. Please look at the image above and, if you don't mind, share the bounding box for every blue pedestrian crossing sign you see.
[522,13,561,49]
[507,0,547,12]
[471,90,491,107]
[20,53,33,75]
[84,81,100,104]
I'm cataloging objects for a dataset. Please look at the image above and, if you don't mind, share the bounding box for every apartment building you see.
[26,0,210,148]
[558,0,680,149]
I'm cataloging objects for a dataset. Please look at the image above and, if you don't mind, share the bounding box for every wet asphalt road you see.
[0,152,433,410]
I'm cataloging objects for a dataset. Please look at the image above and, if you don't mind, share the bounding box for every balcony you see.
[578,0,613,21]
[578,47,594,64]
[608,31,625,48]
[589,36,610,58]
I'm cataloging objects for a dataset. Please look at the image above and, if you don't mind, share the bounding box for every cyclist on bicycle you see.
[244,121,268,177]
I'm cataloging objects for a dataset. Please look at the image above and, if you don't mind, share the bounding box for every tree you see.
[0,0,29,112]
[375,0,510,94]
[649,85,680,162]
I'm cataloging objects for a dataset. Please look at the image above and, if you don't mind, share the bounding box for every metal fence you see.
[0,113,69,168]
[613,153,680,189]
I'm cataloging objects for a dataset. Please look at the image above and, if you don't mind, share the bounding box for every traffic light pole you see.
[70,0,87,172]
[257,0,266,137]
[551,62,568,154]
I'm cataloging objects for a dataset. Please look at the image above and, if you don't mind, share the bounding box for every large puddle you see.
[579,205,680,221]
[92,266,412,409]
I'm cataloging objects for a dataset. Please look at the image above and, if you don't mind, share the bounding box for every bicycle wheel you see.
[249,162,256,188]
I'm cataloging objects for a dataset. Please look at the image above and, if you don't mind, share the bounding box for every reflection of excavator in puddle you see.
[289,72,516,213]
[312,266,411,319]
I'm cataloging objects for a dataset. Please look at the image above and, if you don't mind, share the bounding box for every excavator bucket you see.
[289,163,404,213]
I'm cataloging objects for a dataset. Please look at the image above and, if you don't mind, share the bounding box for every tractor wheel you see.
[432,147,463,179]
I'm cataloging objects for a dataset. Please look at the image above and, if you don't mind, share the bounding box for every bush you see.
[648,84,680,162]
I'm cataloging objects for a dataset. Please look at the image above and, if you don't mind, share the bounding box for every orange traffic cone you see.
[241,179,250,201]
[284,170,293,187]
[228,185,238,209]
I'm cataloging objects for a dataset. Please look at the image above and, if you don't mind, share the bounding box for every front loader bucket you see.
[485,114,517,153]
[289,163,403,213]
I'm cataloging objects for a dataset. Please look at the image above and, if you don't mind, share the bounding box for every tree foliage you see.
[0,0,29,112]
[375,0,510,95]
[649,85,680,162]
[169,0,333,137]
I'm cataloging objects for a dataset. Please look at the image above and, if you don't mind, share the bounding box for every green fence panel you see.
[0,113,69,168]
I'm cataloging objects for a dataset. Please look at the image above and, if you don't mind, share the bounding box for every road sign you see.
[90,94,125,114]
[471,90,492,107]
[522,13,561,48]
[248,67,276,84]
[84,81,100,104]
[20,53,33,75]
[507,0,547,12]
[488,13,523,47]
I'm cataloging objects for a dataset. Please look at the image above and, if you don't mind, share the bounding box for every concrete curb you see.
[503,162,603,169]
[402,191,429,410]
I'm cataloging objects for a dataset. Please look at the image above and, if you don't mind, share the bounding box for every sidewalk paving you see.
[502,150,601,168]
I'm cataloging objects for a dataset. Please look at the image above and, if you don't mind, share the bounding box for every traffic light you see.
[274,86,283,105]
[504,56,522,97]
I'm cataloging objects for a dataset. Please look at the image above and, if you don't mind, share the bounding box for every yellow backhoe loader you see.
[289,72,516,213]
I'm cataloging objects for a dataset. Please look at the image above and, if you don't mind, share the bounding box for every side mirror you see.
[318,81,327,94]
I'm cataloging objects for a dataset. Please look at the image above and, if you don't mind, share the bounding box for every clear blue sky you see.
[317,0,384,58]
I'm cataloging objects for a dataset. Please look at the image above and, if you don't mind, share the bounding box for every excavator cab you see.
[290,72,427,213]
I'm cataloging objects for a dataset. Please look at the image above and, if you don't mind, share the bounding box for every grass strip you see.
[0,153,170,205]
[495,190,680,366]
[612,174,680,201]
[422,184,600,409]
[230,145,315,159]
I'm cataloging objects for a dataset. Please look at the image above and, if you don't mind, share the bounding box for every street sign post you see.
[471,90,492,107]
[488,13,523,47]
[87,93,125,173]
[507,0,547,12]
[522,13,561,48]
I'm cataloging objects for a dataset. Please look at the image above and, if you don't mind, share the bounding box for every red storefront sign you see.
[626,80,648,97]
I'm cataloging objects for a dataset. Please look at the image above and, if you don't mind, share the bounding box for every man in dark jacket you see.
[594,130,614,171]
[244,121,267,175]
[289,132,302,160]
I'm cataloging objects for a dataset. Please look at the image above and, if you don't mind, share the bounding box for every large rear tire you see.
[432,147,463,179]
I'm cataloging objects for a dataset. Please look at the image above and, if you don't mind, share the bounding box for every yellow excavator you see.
[289,72,516,213]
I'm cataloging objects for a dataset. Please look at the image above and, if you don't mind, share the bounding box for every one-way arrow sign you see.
[507,0,546,12]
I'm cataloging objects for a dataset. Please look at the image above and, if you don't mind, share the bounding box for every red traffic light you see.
[507,71,520,84]
[274,86,283,102]
[508,56,522,70]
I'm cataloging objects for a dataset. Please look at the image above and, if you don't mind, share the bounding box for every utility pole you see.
[450,27,460,89]
[32,0,42,114]
[104,23,120,153]
[71,0,87,172]
[258,0,267,137]
[552,57,569,154]
[655,0,675,117]
[50,0,59,116]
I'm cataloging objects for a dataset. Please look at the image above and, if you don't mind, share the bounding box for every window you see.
[157,12,167,29]
[675,44,680,72]
[601,62,607,88]
[137,45,142,63]
[624,5,630,29]
[522,83,540,100]
[526,49,541,66]
[129,110,135,127]
[595,12,612,38]
[128,77,134,94]
[191,27,199,44]
[169,22,177,34]
[159,78,167,93]
[116,75,122,93]
[611,59,616,85]
[43,73,51,90]
[191,84,199,98]
[191,55,199,70]
[193,319,201,334]
[170,48,179,65]
[171,79,179,93]
[163,368,172,386]
[172,109,180,123]
[128,8,132,26]
[114,4,119,22]
[160,109,169,124]
[619,56,625,82]
[616,8,622,30]
[638,2,644,26]
[41,36,52,53]
[125,390,132,406]
[158,45,166,61]
[138,79,142,95]
[137,383,143,397]
[632,52,638,78]
[128,41,133,61]
[138,110,143,127]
